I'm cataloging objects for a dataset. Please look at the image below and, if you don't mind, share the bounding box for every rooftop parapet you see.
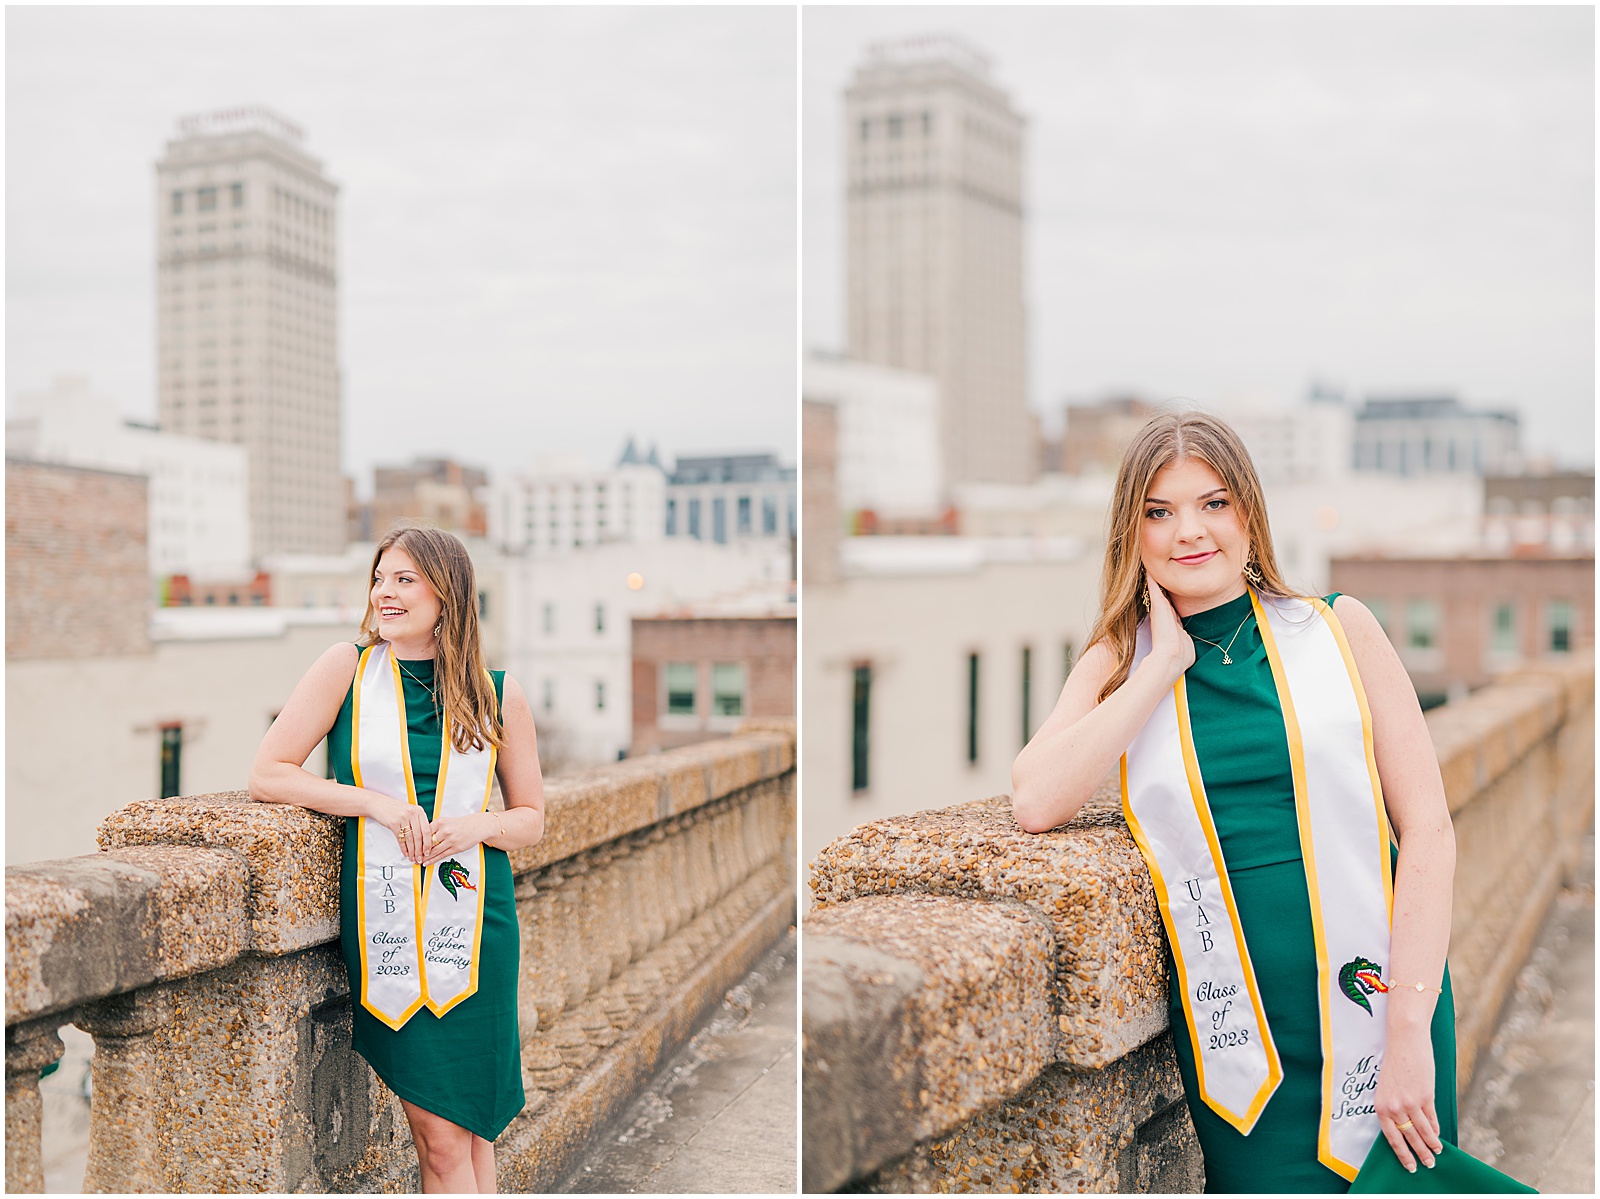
[803,654,1592,1192]
[6,723,795,1193]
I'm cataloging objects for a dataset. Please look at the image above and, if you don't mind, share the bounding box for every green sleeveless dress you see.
[1169,592,1457,1193]
[328,654,525,1141]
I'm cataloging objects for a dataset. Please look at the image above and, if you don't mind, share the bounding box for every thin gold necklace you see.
[396,657,438,705]
[1187,611,1253,665]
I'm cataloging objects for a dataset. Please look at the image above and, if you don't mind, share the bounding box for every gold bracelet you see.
[486,813,505,843]
[1384,979,1443,995]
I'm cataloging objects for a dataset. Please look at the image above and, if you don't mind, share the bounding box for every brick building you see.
[6,458,151,661]
[1330,553,1593,705]
[631,613,796,753]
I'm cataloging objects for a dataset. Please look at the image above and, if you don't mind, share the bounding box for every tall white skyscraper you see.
[845,35,1033,487]
[156,106,344,556]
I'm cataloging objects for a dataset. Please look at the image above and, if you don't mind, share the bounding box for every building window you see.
[665,663,697,715]
[1406,599,1438,651]
[542,679,554,712]
[852,664,871,793]
[665,497,677,536]
[967,652,980,764]
[859,117,870,142]
[595,680,606,711]
[712,663,746,717]
[923,111,933,134]
[1490,601,1516,655]
[1063,641,1075,685]
[231,182,245,208]
[713,496,727,544]
[1549,600,1573,653]
[542,603,555,635]
[171,190,184,215]
[594,603,605,634]
[1021,645,1033,747]
[478,590,489,619]
[159,724,183,798]
[888,113,903,138]
[197,186,217,212]
[737,495,752,536]
[762,496,777,536]
[688,497,702,540]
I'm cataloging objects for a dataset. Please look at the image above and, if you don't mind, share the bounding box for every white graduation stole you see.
[1121,591,1395,1180]
[352,641,498,1029]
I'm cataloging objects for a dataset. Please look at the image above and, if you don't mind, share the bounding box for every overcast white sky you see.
[7,6,797,488]
[805,6,1594,466]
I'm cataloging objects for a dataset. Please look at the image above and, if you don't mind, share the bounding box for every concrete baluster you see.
[686,809,717,919]
[4,1018,66,1194]
[554,860,596,1010]
[660,817,691,938]
[590,846,632,985]
[75,986,174,1193]
[521,864,578,1026]
[622,830,662,962]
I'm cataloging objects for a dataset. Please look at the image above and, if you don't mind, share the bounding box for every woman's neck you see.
[384,634,438,661]
[1170,579,1249,619]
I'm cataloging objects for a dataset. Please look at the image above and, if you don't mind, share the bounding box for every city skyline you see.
[805,7,1595,468]
[6,7,797,486]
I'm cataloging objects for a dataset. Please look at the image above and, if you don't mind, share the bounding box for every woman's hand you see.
[1144,576,1195,686]
[1373,1018,1443,1172]
[420,814,491,868]
[366,794,432,865]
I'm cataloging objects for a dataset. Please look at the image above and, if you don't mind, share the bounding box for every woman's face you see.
[371,546,443,649]
[1139,456,1249,616]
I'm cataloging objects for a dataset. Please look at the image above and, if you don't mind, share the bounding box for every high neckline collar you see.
[1178,588,1255,637]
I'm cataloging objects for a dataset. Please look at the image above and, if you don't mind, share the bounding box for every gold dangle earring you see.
[1141,574,1152,610]
[1243,558,1263,588]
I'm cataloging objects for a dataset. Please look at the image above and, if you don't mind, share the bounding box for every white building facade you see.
[845,35,1033,485]
[1353,396,1521,477]
[665,454,796,551]
[489,458,667,557]
[6,607,357,865]
[497,539,792,769]
[156,106,344,556]
[802,535,1101,875]
[802,351,942,517]
[7,374,251,579]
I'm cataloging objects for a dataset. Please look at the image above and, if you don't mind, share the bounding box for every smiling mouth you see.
[380,607,407,618]
[1174,551,1218,564]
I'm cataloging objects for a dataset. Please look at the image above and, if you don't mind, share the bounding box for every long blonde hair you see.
[1089,409,1297,701]
[358,525,502,753]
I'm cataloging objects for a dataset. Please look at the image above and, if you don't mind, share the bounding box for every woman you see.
[1012,412,1455,1192]
[250,525,544,1194]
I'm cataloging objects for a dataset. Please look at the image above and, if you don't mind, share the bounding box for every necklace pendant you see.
[1220,653,1233,665]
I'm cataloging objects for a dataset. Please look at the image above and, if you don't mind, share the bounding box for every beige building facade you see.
[802,538,1101,876]
[845,35,1032,487]
[7,609,357,865]
[156,106,343,556]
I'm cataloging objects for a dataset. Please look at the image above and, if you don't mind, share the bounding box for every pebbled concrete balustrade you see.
[803,654,1593,1193]
[5,722,795,1193]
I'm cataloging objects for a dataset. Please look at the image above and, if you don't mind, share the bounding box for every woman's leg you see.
[470,1135,497,1193]
[400,1098,477,1194]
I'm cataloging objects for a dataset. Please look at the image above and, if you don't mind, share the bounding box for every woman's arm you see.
[421,673,545,866]
[1012,584,1195,833]
[249,642,433,863]
[1335,595,1452,1172]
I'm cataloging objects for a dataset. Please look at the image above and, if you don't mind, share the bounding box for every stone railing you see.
[803,655,1593,1192]
[6,723,795,1193]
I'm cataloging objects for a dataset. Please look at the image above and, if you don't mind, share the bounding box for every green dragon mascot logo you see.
[437,859,478,902]
[1339,956,1389,1015]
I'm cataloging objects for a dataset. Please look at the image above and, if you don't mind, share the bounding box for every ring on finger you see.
[1395,1119,1414,1131]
